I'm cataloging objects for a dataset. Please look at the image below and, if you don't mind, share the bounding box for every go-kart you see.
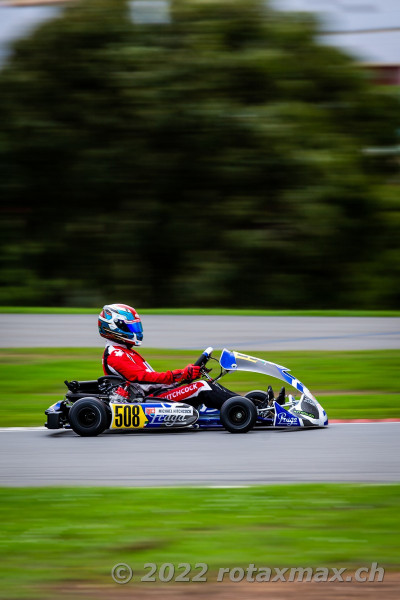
[45,347,328,436]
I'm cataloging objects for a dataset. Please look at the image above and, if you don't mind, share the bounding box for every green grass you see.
[1,306,399,316]
[0,349,399,425]
[0,484,399,598]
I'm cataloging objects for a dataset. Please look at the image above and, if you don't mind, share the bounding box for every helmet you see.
[98,303,143,346]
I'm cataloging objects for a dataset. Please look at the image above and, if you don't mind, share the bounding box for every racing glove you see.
[181,364,202,381]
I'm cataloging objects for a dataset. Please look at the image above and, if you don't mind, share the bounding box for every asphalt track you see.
[0,314,399,350]
[1,423,399,486]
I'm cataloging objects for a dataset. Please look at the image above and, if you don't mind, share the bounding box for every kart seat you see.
[64,379,100,394]
[64,376,125,394]
[97,375,125,386]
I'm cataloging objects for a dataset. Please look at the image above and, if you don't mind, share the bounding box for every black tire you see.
[220,396,257,433]
[68,397,109,437]
[245,390,269,407]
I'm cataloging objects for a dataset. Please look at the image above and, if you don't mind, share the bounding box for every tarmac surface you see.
[1,423,399,486]
[0,314,399,350]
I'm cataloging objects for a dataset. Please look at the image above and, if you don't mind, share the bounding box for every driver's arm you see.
[107,352,200,384]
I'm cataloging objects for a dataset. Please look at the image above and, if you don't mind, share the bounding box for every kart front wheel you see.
[220,396,257,433]
[245,390,269,407]
[68,397,109,437]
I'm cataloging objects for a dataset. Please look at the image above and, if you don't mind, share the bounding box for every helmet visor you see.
[116,319,143,340]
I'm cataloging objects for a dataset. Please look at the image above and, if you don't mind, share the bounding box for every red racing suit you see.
[102,343,211,403]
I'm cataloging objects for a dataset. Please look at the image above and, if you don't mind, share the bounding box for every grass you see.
[0,484,399,598]
[0,306,399,316]
[0,348,399,426]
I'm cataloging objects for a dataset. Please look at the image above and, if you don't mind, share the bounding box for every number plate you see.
[111,403,148,429]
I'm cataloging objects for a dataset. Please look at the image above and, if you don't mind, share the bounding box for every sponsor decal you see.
[145,407,156,415]
[159,381,208,401]
[234,352,257,364]
[274,402,301,427]
[146,413,194,426]
[156,407,193,415]
[293,410,317,419]
[276,412,301,427]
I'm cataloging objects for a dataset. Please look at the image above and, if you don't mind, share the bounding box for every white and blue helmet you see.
[98,303,143,346]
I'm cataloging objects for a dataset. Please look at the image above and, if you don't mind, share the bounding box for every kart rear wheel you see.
[69,397,109,437]
[220,396,257,433]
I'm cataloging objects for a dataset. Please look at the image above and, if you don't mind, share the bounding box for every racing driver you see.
[98,303,240,408]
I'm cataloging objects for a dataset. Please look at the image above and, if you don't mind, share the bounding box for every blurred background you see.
[0,0,399,309]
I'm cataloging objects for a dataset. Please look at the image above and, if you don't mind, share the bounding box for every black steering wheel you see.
[193,347,213,368]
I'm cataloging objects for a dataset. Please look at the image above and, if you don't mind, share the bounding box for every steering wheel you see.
[193,347,214,368]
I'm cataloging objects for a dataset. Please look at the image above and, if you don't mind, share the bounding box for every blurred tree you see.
[0,0,398,308]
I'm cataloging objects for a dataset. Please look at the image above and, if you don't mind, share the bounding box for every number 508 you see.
[114,404,141,428]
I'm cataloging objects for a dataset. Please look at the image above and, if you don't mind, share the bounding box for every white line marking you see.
[0,422,400,433]
[0,427,46,432]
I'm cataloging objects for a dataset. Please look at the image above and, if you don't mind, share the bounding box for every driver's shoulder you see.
[107,344,144,360]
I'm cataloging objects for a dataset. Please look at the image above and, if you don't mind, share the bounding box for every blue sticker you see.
[274,402,302,427]
[220,349,237,370]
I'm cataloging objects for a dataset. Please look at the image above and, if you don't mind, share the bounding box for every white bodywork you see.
[219,348,328,427]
